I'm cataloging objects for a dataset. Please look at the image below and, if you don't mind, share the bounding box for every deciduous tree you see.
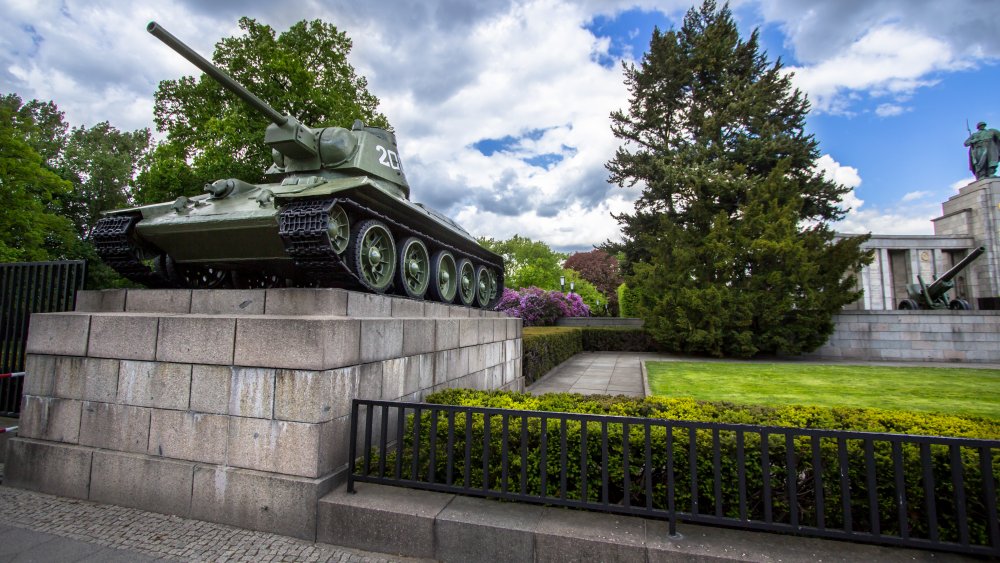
[146,17,389,198]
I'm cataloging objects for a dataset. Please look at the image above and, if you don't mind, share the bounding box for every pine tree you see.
[607,1,871,357]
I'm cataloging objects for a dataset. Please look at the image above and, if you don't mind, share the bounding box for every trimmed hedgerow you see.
[522,327,582,385]
[364,390,1000,548]
[579,327,659,352]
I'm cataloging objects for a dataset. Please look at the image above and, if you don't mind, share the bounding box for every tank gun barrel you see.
[147,21,287,127]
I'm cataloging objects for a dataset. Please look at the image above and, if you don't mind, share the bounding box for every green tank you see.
[92,22,503,308]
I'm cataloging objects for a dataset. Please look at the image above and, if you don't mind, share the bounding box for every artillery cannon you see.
[897,246,985,310]
[92,22,503,308]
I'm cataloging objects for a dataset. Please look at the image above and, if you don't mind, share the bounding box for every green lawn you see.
[646,361,1000,420]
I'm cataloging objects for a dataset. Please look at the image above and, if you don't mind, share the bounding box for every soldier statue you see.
[964,121,1000,180]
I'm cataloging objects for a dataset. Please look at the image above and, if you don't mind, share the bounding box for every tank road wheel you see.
[232,271,287,289]
[349,219,396,293]
[160,255,232,289]
[898,299,919,310]
[397,237,431,299]
[949,299,971,310]
[429,251,458,303]
[456,258,476,306]
[475,265,493,308]
[327,204,350,255]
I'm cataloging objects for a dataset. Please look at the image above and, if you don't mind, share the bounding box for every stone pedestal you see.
[5,288,522,540]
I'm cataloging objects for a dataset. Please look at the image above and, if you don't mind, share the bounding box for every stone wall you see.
[4,288,522,540]
[805,310,1000,362]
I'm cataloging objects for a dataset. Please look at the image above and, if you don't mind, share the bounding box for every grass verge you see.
[646,361,1000,420]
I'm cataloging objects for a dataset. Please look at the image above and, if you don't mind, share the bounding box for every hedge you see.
[522,327,659,385]
[362,390,1000,547]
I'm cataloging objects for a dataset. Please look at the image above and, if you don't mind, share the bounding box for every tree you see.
[607,1,870,357]
[0,102,79,261]
[60,122,152,236]
[146,17,390,199]
[564,249,622,315]
[478,235,566,290]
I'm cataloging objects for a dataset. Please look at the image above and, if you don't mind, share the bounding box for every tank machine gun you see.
[897,246,985,310]
[92,22,503,308]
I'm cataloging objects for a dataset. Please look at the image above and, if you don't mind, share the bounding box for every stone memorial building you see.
[844,176,1000,310]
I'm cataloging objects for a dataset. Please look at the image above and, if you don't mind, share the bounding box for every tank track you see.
[91,214,175,288]
[278,196,504,302]
[277,198,363,288]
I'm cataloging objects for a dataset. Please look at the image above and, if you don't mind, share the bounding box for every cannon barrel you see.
[147,21,287,127]
[925,246,986,295]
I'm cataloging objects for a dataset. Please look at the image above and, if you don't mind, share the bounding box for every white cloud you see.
[901,190,930,202]
[875,103,908,117]
[951,177,975,191]
[786,25,966,114]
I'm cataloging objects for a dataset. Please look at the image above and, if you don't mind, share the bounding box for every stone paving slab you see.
[0,485,428,563]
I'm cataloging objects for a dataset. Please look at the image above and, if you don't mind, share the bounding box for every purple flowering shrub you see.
[495,286,590,326]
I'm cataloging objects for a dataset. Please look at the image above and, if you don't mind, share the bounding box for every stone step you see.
[317,482,973,563]
[75,288,504,319]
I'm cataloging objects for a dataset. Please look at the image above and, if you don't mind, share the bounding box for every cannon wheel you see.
[898,299,919,310]
[949,299,971,310]
[348,219,396,293]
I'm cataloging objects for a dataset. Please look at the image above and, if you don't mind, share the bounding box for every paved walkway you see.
[0,484,421,563]
[524,351,663,396]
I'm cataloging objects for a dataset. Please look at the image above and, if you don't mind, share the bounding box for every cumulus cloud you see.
[786,25,963,114]
[761,0,1000,115]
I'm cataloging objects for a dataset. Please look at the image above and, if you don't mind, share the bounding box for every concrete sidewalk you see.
[0,484,424,563]
[525,352,665,396]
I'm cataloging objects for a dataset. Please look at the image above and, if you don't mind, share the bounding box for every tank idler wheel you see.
[160,255,233,289]
[232,271,287,289]
[327,204,351,255]
[429,251,458,303]
[482,267,500,309]
[898,299,919,310]
[349,219,396,293]
[474,265,492,308]
[949,299,971,310]
[397,237,430,299]
[456,258,476,306]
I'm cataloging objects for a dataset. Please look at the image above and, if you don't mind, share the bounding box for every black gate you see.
[0,260,86,416]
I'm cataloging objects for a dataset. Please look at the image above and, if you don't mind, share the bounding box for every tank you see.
[92,22,503,309]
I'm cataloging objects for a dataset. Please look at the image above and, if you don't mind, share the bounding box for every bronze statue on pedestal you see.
[965,121,1000,180]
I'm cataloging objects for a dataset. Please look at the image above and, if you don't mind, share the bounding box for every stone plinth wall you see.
[804,310,1000,362]
[5,288,522,540]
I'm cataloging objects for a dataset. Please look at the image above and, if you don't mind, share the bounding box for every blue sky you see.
[3,1,1000,250]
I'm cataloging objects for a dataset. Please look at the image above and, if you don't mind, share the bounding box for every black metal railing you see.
[348,399,1000,557]
[0,261,86,416]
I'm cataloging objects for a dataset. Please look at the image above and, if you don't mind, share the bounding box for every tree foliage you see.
[607,1,870,357]
[0,101,78,262]
[479,235,567,291]
[142,17,389,203]
[564,249,622,314]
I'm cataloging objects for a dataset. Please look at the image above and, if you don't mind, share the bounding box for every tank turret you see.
[91,23,502,308]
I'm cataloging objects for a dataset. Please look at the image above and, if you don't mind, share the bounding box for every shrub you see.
[617,283,642,318]
[580,328,659,352]
[521,327,582,385]
[496,286,590,326]
[381,390,1000,547]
